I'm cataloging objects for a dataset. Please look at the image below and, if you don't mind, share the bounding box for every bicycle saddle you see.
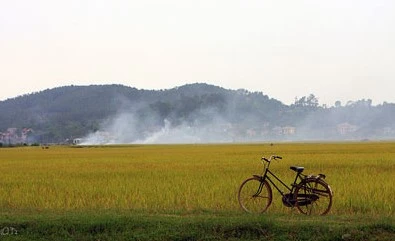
[290,166,304,173]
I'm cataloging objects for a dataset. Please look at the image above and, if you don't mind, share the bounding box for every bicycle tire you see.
[294,178,333,215]
[238,177,272,213]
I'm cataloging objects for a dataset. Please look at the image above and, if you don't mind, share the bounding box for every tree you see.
[293,94,319,107]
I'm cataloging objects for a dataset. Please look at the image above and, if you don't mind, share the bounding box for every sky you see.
[0,0,394,106]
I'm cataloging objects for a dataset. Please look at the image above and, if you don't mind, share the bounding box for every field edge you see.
[0,212,394,241]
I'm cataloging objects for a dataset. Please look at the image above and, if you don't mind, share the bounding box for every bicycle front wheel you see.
[294,178,333,215]
[238,177,272,213]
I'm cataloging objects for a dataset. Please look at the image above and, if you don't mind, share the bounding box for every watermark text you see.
[0,227,18,236]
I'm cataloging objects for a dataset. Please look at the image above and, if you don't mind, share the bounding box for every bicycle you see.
[238,155,333,215]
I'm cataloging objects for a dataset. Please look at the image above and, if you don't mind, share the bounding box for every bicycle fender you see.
[253,175,265,182]
[299,177,333,196]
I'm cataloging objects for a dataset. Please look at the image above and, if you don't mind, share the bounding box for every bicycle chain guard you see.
[282,193,319,207]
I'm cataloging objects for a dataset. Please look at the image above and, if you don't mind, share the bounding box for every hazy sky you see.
[1,0,394,105]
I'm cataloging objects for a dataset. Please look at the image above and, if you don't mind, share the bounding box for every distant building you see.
[337,123,357,135]
[0,128,21,144]
[7,128,18,135]
[73,138,83,145]
[21,128,34,143]
[273,126,296,135]
[246,128,257,137]
[382,127,395,135]
[282,126,296,135]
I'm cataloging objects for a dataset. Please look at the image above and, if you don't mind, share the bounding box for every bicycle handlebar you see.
[261,155,282,162]
[259,155,283,176]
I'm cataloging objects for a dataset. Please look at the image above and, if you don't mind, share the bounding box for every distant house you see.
[7,128,18,137]
[0,128,20,144]
[272,126,296,135]
[21,128,34,143]
[382,127,395,135]
[282,126,296,135]
[246,128,257,137]
[73,138,83,145]
[337,123,357,135]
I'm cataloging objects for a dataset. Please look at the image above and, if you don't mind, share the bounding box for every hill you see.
[0,83,394,144]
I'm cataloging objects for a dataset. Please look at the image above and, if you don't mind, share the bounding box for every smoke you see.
[79,95,395,145]
[81,106,234,145]
[137,119,201,144]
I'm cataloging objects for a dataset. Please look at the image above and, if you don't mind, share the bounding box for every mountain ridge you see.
[0,83,394,144]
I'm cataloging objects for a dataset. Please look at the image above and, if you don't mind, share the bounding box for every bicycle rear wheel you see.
[294,178,333,215]
[238,177,272,213]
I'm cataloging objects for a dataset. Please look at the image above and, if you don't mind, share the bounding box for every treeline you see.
[0,83,394,143]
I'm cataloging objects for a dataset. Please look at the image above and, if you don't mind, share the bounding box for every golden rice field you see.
[0,142,394,217]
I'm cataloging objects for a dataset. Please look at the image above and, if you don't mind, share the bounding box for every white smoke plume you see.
[81,107,234,145]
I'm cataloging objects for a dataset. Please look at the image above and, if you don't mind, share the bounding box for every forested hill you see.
[0,83,394,144]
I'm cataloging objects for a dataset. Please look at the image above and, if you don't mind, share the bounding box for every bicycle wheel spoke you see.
[238,178,272,213]
[294,179,332,215]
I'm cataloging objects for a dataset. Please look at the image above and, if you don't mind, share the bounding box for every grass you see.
[0,142,394,240]
[0,211,393,240]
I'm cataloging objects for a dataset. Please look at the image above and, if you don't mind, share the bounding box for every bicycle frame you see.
[257,156,305,197]
[238,154,333,215]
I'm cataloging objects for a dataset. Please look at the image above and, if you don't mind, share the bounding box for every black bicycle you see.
[238,155,333,215]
